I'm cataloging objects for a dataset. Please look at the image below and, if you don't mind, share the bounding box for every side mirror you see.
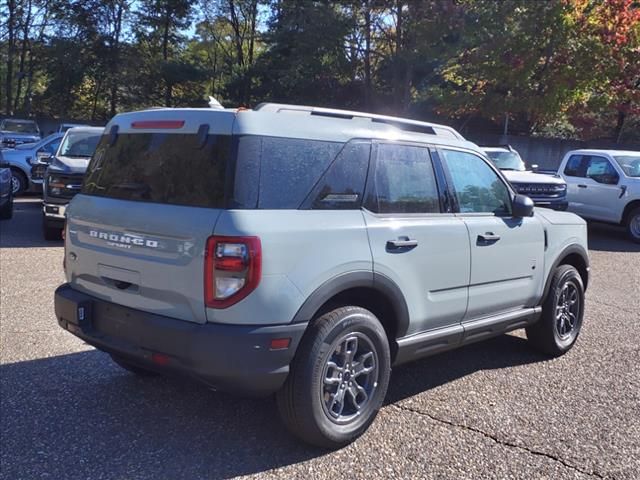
[513,194,534,218]
[36,152,53,164]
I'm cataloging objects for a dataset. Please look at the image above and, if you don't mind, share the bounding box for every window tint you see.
[441,149,512,215]
[585,156,618,184]
[83,133,230,208]
[564,155,584,177]
[303,141,370,209]
[237,136,343,209]
[41,138,61,155]
[367,144,440,214]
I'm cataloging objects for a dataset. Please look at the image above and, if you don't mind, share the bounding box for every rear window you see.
[83,133,346,210]
[83,133,231,208]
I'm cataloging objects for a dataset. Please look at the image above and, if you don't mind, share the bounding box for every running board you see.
[394,307,542,366]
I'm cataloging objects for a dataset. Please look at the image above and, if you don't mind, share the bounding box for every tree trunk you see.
[614,109,626,144]
[14,0,33,113]
[162,5,171,107]
[363,1,372,109]
[6,0,16,115]
[109,2,124,118]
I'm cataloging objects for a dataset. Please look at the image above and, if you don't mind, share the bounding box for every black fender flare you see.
[291,271,411,339]
[542,244,590,303]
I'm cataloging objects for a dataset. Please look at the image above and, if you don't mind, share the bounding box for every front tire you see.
[0,196,12,219]
[626,206,640,244]
[42,216,62,241]
[527,265,585,356]
[277,306,391,449]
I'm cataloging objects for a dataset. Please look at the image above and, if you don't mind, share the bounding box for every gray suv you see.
[54,104,589,448]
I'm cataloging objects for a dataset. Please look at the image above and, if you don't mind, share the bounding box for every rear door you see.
[438,148,545,319]
[363,142,470,337]
[65,113,235,324]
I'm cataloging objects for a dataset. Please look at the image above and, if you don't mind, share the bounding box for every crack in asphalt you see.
[390,403,608,479]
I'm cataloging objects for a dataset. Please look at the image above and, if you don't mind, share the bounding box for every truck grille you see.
[513,183,565,198]
[47,174,84,200]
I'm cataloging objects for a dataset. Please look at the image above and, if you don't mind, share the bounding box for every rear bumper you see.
[55,284,308,396]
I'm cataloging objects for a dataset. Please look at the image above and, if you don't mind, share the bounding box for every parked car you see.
[1,133,64,195]
[58,123,91,133]
[0,151,14,219]
[481,145,568,210]
[558,149,640,243]
[42,127,104,240]
[0,118,41,148]
[55,104,589,448]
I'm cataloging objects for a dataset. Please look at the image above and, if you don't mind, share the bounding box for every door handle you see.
[477,233,501,244]
[386,237,418,250]
[577,184,587,188]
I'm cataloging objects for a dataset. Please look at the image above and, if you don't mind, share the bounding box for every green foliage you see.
[0,0,637,142]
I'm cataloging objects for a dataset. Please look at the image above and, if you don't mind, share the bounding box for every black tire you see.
[110,355,158,376]
[625,206,640,244]
[526,265,585,356]
[0,196,12,220]
[42,216,62,241]
[10,169,28,196]
[276,306,391,449]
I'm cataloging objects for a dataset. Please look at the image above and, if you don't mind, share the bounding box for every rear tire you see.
[276,306,391,449]
[42,216,62,241]
[626,206,640,244]
[10,169,27,196]
[527,265,584,356]
[110,355,158,377]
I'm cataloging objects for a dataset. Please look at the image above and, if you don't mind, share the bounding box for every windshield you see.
[485,151,526,171]
[613,155,640,178]
[58,132,102,158]
[2,120,39,134]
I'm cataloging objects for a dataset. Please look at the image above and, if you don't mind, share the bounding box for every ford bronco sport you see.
[55,104,589,448]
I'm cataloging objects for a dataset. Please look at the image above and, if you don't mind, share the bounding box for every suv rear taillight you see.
[204,236,261,308]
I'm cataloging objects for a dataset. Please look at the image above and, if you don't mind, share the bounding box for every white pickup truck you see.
[557,149,640,243]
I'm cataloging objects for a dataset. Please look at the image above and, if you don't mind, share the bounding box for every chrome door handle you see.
[386,237,418,249]
[477,233,501,244]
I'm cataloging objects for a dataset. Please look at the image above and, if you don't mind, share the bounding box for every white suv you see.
[558,149,640,242]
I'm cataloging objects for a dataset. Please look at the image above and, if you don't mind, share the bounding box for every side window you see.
[585,156,619,185]
[366,144,440,214]
[39,139,60,155]
[441,149,512,215]
[303,141,370,209]
[564,155,585,177]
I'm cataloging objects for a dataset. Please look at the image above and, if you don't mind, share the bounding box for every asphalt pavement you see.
[1,197,639,480]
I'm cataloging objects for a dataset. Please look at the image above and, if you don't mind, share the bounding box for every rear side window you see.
[83,133,230,208]
[239,136,343,209]
[302,141,371,209]
[366,143,440,214]
[564,155,584,177]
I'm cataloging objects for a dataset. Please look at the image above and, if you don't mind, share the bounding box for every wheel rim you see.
[11,176,21,195]
[321,332,379,424]
[630,213,640,239]
[555,282,580,340]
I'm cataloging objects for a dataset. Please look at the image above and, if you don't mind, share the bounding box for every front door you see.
[363,142,470,337]
[438,148,545,320]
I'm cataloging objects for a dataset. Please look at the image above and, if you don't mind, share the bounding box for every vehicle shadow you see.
[0,197,63,248]
[1,334,546,480]
[587,222,640,253]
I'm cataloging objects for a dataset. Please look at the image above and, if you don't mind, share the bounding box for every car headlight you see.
[47,174,65,196]
[552,184,567,192]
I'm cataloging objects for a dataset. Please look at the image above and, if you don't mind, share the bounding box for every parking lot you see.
[1,197,638,480]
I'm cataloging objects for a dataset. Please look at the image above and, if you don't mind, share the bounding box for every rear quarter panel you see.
[209,210,372,325]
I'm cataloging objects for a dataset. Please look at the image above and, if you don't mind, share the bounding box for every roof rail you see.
[481,144,515,151]
[254,103,465,140]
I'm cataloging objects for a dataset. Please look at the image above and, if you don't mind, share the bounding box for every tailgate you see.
[66,194,221,324]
